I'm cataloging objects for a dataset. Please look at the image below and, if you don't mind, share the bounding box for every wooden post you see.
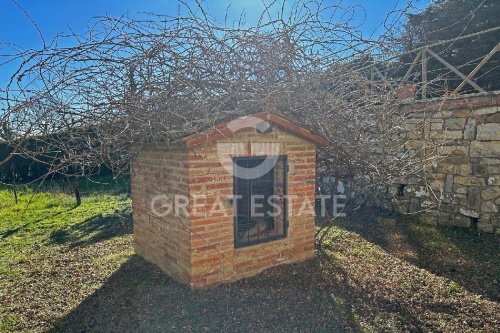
[370,67,375,92]
[452,43,500,94]
[427,48,485,93]
[421,48,428,99]
[374,66,395,91]
[401,50,422,84]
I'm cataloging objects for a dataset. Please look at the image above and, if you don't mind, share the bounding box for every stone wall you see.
[395,92,500,234]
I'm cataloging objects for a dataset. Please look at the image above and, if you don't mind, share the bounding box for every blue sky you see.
[0,0,428,88]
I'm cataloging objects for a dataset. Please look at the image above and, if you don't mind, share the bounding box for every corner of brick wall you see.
[131,144,192,283]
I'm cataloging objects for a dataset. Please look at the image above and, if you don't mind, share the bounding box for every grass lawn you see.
[0,183,499,332]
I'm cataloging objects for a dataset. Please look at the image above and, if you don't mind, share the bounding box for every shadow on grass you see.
[49,211,132,248]
[48,252,429,333]
[334,210,500,302]
[1,208,74,239]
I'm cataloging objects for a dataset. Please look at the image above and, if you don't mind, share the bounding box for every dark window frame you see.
[233,155,288,248]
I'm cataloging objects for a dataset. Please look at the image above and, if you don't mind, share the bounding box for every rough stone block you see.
[441,192,454,204]
[445,130,463,139]
[404,140,425,149]
[444,118,466,130]
[481,201,498,213]
[477,222,494,234]
[470,141,500,158]
[492,213,500,226]
[444,173,454,192]
[437,145,468,156]
[418,211,438,225]
[440,203,457,213]
[428,172,446,181]
[458,207,479,218]
[449,214,471,228]
[484,164,499,174]
[473,106,497,115]
[463,118,476,140]
[435,163,471,176]
[467,187,482,210]
[479,213,490,222]
[450,193,467,206]
[438,212,450,225]
[487,176,500,186]
[480,158,500,165]
[429,130,444,139]
[487,113,500,123]
[429,180,444,191]
[471,163,487,176]
[407,132,421,139]
[481,187,500,201]
[432,111,452,118]
[430,122,443,130]
[454,176,485,186]
[409,198,420,212]
[454,110,471,118]
[453,185,468,194]
[476,123,500,141]
[394,201,410,214]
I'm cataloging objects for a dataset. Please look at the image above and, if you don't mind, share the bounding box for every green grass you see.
[1,184,499,332]
[0,179,132,332]
[0,188,130,260]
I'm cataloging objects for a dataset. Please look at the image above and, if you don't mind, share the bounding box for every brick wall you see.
[188,128,317,288]
[396,92,500,234]
[131,127,318,288]
[131,145,192,283]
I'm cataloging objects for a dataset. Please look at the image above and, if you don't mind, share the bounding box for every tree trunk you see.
[11,165,18,204]
[67,163,82,207]
[13,183,18,205]
[73,176,81,207]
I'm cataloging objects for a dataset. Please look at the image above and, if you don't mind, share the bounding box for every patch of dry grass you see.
[318,226,499,332]
[334,213,500,302]
[1,188,499,332]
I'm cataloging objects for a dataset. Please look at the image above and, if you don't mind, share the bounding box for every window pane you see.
[234,156,287,247]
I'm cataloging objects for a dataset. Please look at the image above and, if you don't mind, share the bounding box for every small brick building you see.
[131,113,328,288]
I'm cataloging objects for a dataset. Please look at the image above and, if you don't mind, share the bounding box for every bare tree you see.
[1,0,450,208]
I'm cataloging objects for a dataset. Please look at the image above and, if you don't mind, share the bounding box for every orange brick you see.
[132,125,319,289]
